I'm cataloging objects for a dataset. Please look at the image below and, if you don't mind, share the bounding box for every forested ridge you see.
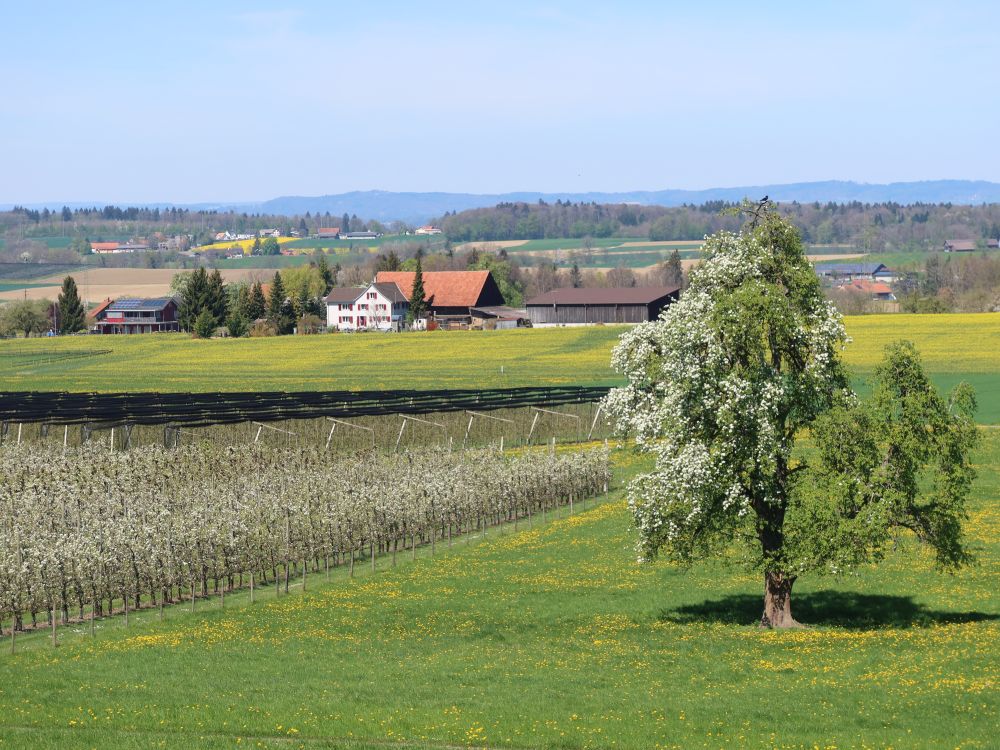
[438,200,1000,250]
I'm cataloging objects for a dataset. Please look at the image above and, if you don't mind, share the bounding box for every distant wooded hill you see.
[7,180,1000,224]
[439,200,1000,250]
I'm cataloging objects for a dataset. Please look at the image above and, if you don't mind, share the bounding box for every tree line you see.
[175,253,336,338]
[436,200,1000,250]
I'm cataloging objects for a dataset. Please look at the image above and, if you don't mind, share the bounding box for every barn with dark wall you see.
[525,286,680,325]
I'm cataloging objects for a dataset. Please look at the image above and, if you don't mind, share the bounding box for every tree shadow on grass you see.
[658,590,1000,629]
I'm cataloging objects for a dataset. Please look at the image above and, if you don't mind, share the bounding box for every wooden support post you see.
[463,414,474,450]
[250,571,255,603]
[325,421,337,449]
[63,424,69,448]
[587,404,603,440]
[526,411,540,445]
[395,419,407,452]
[17,423,22,445]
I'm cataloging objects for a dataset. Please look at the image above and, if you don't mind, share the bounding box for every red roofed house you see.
[375,270,505,318]
[91,242,121,254]
[848,279,896,301]
[316,227,341,239]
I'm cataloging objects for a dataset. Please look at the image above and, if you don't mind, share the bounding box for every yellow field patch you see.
[193,237,298,253]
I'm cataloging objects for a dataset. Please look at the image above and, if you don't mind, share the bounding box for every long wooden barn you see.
[525,286,680,325]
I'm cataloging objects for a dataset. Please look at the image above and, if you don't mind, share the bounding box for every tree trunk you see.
[760,571,799,628]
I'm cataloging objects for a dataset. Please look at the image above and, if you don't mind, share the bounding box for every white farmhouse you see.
[324,282,409,331]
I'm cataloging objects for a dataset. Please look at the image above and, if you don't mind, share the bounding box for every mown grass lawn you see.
[1,434,997,749]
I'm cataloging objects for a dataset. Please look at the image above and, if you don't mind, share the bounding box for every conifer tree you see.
[179,267,210,331]
[663,249,684,287]
[316,252,334,294]
[247,280,266,321]
[193,308,216,339]
[57,275,86,334]
[207,268,228,325]
[267,272,292,334]
[407,257,429,324]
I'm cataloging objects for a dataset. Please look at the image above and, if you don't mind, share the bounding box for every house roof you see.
[848,279,894,294]
[526,286,680,306]
[372,282,408,303]
[317,227,341,235]
[945,239,977,251]
[375,270,500,308]
[91,242,119,251]
[814,263,887,275]
[88,298,114,319]
[324,287,365,304]
[106,297,177,312]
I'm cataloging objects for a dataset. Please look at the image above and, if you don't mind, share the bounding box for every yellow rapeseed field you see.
[192,237,298,254]
[842,313,1000,373]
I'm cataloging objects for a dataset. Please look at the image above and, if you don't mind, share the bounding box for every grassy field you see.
[1,435,996,749]
[0,314,998,418]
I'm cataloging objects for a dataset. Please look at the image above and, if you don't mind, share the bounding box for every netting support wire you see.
[527,406,580,444]
[463,410,514,450]
[587,404,604,440]
[325,417,376,449]
[252,421,297,444]
[395,415,446,452]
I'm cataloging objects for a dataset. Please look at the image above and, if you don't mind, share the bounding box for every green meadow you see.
[0,434,996,749]
[1,314,999,420]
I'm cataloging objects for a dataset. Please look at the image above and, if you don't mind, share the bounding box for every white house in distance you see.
[325,281,409,331]
[414,225,443,235]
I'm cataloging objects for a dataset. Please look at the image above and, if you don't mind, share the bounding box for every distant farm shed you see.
[525,286,680,325]
[944,239,977,252]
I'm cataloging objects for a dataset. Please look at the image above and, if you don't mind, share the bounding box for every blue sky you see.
[2,1,998,203]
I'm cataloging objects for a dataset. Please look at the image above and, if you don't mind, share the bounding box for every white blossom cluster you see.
[0,443,609,628]
[604,226,847,563]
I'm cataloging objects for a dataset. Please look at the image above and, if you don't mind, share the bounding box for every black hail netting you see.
[0,386,612,428]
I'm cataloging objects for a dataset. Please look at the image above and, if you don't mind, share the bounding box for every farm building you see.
[944,238,999,252]
[525,286,680,326]
[324,282,408,331]
[470,306,530,329]
[316,227,341,238]
[375,270,505,318]
[846,279,896,301]
[324,271,510,330]
[944,239,977,252]
[90,242,121,254]
[90,297,180,334]
[813,262,895,283]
